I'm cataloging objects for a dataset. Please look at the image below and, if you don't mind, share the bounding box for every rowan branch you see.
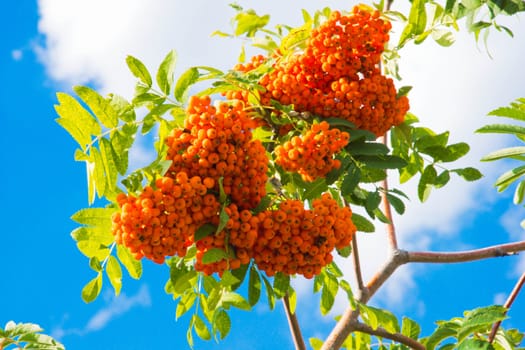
[378,134,399,251]
[283,294,306,350]
[352,320,426,350]
[408,241,525,263]
[352,231,367,298]
[488,271,525,343]
[322,241,525,350]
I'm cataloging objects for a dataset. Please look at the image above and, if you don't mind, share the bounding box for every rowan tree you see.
[4,0,525,349]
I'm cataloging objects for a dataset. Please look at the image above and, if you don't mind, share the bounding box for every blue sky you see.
[1,0,525,349]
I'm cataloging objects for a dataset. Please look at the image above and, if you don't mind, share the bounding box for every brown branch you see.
[379,134,399,251]
[488,271,525,343]
[283,294,306,350]
[353,320,426,350]
[352,233,367,297]
[408,241,525,263]
[322,241,525,350]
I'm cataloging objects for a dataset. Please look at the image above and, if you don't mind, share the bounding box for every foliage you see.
[0,321,64,350]
[51,0,525,349]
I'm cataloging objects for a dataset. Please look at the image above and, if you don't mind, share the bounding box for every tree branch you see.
[352,233,367,297]
[283,294,306,350]
[408,241,525,263]
[322,241,525,350]
[488,271,525,343]
[379,134,399,251]
[352,320,426,350]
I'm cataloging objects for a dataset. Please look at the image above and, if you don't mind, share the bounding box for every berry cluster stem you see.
[282,294,306,350]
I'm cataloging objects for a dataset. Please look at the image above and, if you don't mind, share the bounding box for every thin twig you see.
[378,134,399,251]
[408,241,525,263]
[282,294,306,350]
[352,320,426,350]
[352,232,367,296]
[488,271,525,343]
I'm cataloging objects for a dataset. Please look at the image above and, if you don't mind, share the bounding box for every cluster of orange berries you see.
[253,194,355,279]
[111,174,219,264]
[254,7,409,136]
[275,121,350,181]
[166,95,268,210]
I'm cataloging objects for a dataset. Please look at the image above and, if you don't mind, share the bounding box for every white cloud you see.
[11,49,23,61]
[36,0,525,317]
[52,284,151,339]
[85,284,151,332]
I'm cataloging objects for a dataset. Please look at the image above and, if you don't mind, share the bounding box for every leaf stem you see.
[488,270,525,343]
[282,294,306,350]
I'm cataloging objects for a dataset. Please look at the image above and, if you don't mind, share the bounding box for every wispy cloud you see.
[52,284,151,340]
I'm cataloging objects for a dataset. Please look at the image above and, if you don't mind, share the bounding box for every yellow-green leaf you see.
[81,273,102,303]
[106,255,122,296]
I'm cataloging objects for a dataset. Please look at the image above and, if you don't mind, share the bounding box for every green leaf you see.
[359,303,400,333]
[221,292,251,310]
[55,92,101,151]
[234,10,270,37]
[156,50,177,95]
[452,167,483,181]
[230,263,249,291]
[71,207,115,228]
[488,106,525,122]
[116,244,142,279]
[301,177,328,200]
[99,138,118,198]
[435,170,451,188]
[396,86,413,98]
[89,256,102,272]
[81,273,102,303]
[357,155,408,169]
[74,85,118,128]
[175,67,199,103]
[193,315,211,341]
[309,338,324,350]
[219,270,240,287]
[176,292,197,319]
[91,147,106,198]
[458,339,495,350]
[458,305,507,342]
[494,165,525,191]
[348,142,389,156]
[320,273,338,315]
[476,124,525,137]
[418,165,437,202]
[195,223,216,241]
[341,163,361,197]
[424,324,459,350]
[351,213,375,233]
[280,21,311,53]
[399,0,428,46]
[432,29,456,46]
[77,240,110,260]
[202,248,231,264]
[71,224,113,246]
[217,206,230,234]
[213,309,231,340]
[248,265,262,306]
[386,193,406,215]
[262,275,276,309]
[401,317,421,340]
[273,272,290,298]
[481,146,525,161]
[514,180,525,204]
[126,55,152,87]
[106,255,123,296]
